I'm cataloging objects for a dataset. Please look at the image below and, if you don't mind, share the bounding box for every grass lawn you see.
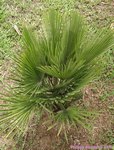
[0,0,114,149]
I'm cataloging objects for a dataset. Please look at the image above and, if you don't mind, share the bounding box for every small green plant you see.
[0,10,114,140]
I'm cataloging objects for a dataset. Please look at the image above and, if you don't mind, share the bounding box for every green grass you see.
[0,1,16,64]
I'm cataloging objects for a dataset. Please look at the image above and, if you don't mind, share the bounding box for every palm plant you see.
[0,10,114,139]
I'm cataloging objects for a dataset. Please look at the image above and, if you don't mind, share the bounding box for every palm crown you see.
[0,10,114,139]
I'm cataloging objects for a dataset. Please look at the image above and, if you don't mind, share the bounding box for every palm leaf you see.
[0,10,114,138]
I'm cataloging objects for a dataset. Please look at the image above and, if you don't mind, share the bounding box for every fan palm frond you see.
[0,10,114,138]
